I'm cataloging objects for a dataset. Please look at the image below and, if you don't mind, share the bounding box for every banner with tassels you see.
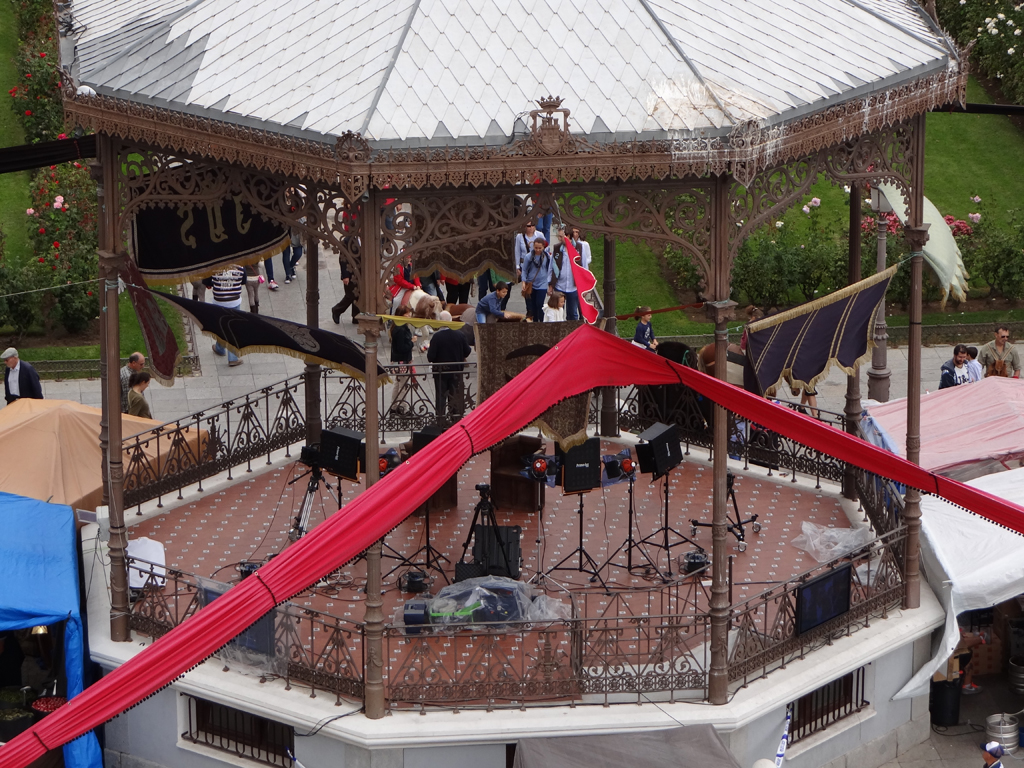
[132,197,289,284]
[745,266,897,397]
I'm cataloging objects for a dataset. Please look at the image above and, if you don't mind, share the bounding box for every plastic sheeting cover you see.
[894,467,1024,700]
[514,725,741,768]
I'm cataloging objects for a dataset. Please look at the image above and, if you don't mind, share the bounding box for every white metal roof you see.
[67,0,957,146]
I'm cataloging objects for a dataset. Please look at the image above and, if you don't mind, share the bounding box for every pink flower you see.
[971,195,982,203]
[802,205,811,214]
[54,195,64,204]
[969,212,982,223]
[57,133,67,139]
[810,197,821,207]
[944,214,955,225]
[26,208,34,215]
[53,202,62,209]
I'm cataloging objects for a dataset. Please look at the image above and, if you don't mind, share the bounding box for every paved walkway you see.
[19,251,984,424]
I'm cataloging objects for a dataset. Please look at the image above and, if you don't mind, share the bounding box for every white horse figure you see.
[391,287,443,349]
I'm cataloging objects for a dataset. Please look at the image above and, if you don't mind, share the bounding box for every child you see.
[632,306,657,350]
[966,346,983,382]
[544,291,566,322]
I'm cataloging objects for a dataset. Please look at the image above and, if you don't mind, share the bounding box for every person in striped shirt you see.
[207,265,248,367]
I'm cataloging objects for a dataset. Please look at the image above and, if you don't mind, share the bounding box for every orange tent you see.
[0,399,165,512]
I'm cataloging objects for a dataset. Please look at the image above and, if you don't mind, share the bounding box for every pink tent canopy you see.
[863,377,1024,481]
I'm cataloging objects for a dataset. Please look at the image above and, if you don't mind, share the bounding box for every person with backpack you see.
[521,237,552,322]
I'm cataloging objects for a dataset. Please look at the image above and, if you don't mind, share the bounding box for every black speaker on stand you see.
[634,423,703,581]
[319,426,365,481]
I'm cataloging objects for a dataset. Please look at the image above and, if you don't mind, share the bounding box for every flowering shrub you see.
[937,0,1024,103]
[23,163,99,333]
[959,198,1024,299]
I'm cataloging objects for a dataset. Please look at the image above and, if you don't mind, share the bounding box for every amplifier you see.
[320,427,365,481]
[472,524,522,579]
[556,437,602,493]
[403,600,430,635]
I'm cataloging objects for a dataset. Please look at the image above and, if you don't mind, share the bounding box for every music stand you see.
[689,470,761,551]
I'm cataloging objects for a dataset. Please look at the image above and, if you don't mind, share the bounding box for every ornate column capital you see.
[356,313,383,342]
[904,224,930,253]
[704,299,737,326]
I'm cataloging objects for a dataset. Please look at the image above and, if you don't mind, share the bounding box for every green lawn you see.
[0,8,32,266]
[12,291,187,360]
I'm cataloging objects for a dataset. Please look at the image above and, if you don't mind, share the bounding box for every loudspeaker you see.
[472,524,522,579]
[320,426,365,481]
[412,425,444,454]
[635,422,682,478]
[555,437,602,493]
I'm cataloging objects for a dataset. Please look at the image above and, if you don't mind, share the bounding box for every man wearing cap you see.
[981,741,1005,767]
[3,348,43,404]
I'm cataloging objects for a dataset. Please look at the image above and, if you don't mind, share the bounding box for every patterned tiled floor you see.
[131,439,850,616]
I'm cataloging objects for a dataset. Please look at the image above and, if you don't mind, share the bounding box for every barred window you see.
[183,695,294,767]
[789,666,868,745]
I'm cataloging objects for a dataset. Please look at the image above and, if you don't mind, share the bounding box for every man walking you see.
[119,352,146,413]
[3,348,43,404]
[427,311,471,424]
[331,259,360,324]
[977,325,1021,378]
[939,344,971,389]
[206,264,248,367]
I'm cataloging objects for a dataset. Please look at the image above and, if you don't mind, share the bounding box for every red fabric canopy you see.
[3,325,1023,766]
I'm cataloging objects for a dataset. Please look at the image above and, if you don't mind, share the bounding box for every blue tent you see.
[0,492,101,767]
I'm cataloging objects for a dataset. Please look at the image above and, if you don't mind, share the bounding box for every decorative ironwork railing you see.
[127,559,365,703]
[727,526,906,687]
[609,384,847,487]
[322,363,478,436]
[853,466,905,538]
[383,612,710,709]
[123,377,305,508]
[123,362,854,511]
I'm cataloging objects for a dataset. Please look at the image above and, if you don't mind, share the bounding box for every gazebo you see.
[60,0,963,717]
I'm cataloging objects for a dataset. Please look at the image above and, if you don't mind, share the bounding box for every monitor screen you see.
[795,563,852,635]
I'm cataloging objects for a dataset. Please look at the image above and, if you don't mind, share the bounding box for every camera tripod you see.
[288,462,340,541]
[457,484,515,579]
[690,470,760,551]
[385,501,451,584]
[599,466,643,574]
[636,467,703,582]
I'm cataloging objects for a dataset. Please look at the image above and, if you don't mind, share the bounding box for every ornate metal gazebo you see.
[60,0,965,715]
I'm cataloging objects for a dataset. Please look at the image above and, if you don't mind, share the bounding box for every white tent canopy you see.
[894,467,1024,700]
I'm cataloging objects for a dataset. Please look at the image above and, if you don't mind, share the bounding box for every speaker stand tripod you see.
[636,468,703,582]
[690,470,760,551]
[545,493,609,592]
[386,502,451,584]
[598,470,645,574]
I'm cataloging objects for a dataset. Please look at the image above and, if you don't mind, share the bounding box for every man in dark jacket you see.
[939,344,971,389]
[3,348,44,404]
[331,258,360,324]
[427,311,471,423]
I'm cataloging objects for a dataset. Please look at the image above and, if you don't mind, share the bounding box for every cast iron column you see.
[707,299,736,704]
[304,233,323,446]
[600,235,619,436]
[868,216,891,401]
[843,182,863,500]
[358,189,386,718]
[101,250,130,642]
[903,226,929,610]
[90,155,109,508]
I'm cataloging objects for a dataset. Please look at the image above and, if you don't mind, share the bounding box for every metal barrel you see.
[986,713,1020,755]
[1009,656,1024,694]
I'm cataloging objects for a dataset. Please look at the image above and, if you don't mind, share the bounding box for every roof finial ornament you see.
[528,96,573,156]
